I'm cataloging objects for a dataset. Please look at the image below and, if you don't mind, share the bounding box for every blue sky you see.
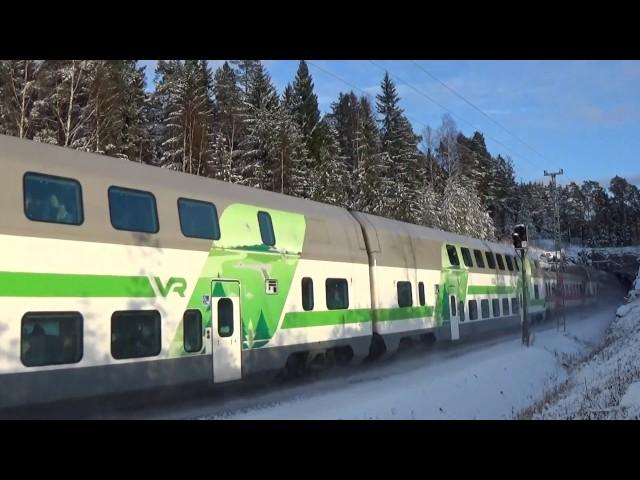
[139,60,640,187]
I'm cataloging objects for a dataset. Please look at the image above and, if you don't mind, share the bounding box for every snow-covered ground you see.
[189,306,617,420]
[566,244,640,265]
[530,267,640,419]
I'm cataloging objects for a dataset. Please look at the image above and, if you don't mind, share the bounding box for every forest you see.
[1,60,638,246]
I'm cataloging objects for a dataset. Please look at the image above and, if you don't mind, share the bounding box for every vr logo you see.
[154,277,187,297]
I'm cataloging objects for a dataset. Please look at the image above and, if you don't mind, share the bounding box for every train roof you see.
[0,135,368,264]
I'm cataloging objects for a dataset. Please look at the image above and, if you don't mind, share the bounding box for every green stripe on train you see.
[281,305,435,329]
[0,271,156,297]
[467,285,515,295]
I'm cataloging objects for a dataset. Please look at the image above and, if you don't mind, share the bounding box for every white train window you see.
[109,186,159,233]
[473,250,486,268]
[178,198,220,240]
[481,299,490,319]
[326,278,348,310]
[460,247,473,267]
[511,297,520,315]
[468,300,478,320]
[446,245,460,266]
[111,310,161,359]
[397,281,413,308]
[502,298,510,316]
[218,299,234,337]
[258,211,276,246]
[496,254,505,271]
[418,282,426,306]
[183,310,203,353]
[492,299,500,317]
[21,312,83,367]
[485,252,496,269]
[302,278,314,311]
[24,172,84,225]
[505,256,514,271]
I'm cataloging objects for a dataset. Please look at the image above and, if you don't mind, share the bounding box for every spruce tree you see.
[376,72,421,223]
[152,60,213,175]
[291,61,323,162]
[210,61,244,182]
[239,62,280,190]
[118,61,153,163]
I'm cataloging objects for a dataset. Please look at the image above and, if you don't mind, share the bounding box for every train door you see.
[449,294,460,340]
[211,280,242,383]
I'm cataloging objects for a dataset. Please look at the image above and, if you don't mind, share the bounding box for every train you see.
[0,134,610,410]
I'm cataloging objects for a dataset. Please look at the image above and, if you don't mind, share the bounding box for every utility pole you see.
[544,169,566,332]
[544,169,564,265]
[513,224,530,347]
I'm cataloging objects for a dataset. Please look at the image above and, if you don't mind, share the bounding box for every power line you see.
[406,60,581,188]
[409,60,551,165]
[367,60,540,175]
[307,60,584,246]
[307,60,534,178]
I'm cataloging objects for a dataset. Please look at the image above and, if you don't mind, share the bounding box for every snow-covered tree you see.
[152,60,213,175]
[309,118,348,206]
[0,60,43,139]
[209,62,244,182]
[239,62,281,190]
[290,61,323,163]
[441,177,495,240]
[376,72,422,223]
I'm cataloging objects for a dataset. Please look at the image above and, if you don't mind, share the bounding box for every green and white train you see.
[0,135,606,409]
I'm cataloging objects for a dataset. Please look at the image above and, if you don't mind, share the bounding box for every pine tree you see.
[416,182,443,230]
[78,60,126,155]
[354,96,384,214]
[376,72,422,223]
[209,62,244,182]
[239,62,280,190]
[152,60,213,175]
[290,61,323,162]
[609,176,640,246]
[487,154,517,239]
[561,182,586,245]
[441,177,495,240]
[309,117,348,206]
[117,61,153,163]
[281,83,295,114]
[230,60,261,97]
[581,180,613,246]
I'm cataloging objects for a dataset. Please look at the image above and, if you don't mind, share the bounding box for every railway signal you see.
[513,224,530,347]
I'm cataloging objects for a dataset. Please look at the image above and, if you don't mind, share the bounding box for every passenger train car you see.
[0,135,607,409]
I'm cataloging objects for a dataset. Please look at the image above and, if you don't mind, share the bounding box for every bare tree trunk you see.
[229,116,236,182]
[64,60,77,147]
[19,61,28,138]
[182,111,188,172]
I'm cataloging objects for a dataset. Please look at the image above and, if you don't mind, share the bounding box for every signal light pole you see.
[513,224,530,347]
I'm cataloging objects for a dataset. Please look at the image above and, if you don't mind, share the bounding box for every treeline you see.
[521,177,640,247]
[1,60,637,246]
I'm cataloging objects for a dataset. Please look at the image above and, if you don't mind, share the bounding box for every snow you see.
[533,266,640,419]
[193,306,616,420]
[620,382,640,409]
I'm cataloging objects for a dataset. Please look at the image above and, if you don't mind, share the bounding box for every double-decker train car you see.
[0,135,610,410]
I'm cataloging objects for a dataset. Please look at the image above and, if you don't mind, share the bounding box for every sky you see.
[139,60,640,187]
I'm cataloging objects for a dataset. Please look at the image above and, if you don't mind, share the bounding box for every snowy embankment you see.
[197,308,616,420]
[531,268,640,419]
